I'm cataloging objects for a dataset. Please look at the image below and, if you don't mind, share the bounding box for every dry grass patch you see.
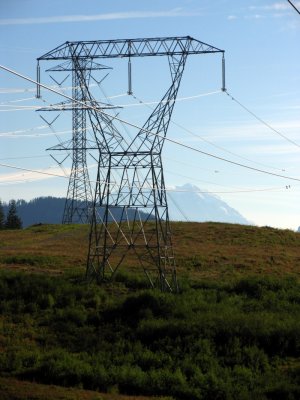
[0,377,172,400]
[0,222,299,282]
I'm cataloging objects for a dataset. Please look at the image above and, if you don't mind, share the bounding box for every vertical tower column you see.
[62,59,93,224]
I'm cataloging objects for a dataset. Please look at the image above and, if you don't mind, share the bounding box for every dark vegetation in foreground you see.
[0,271,300,399]
[0,222,300,399]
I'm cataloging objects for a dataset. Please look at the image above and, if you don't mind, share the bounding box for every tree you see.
[5,200,22,229]
[0,200,4,229]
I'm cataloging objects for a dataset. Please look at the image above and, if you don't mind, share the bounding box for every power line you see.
[6,92,284,180]
[165,156,222,175]
[0,107,44,112]
[0,139,248,189]
[0,130,71,138]
[0,128,226,178]
[2,86,297,165]
[165,168,274,191]
[132,93,286,172]
[0,124,48,136]
[1,64,299,183]
[0,163,68,180]
[119,90,221,107]
[287,0,300,14]
[0,155,49,161]
[225,90,300,149]
[0,161,291,193]
[0,83,99,95]
[162,134,300,182]
[0,96,36,104]
[0,90,220,111]
[35,95,74,178]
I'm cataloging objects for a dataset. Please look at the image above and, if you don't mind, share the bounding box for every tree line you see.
[0,199,22,229]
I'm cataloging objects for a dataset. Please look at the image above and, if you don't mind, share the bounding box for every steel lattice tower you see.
[62,60,91,223]
[37,59,110,224]
[37,37,225,291]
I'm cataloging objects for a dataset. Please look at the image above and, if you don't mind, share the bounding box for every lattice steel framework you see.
[37,36,225,291]
[37,59,110,223]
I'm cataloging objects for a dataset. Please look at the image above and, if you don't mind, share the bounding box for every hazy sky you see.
[1,0,300,229]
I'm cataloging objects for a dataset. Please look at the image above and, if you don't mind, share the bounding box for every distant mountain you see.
[167,183,250,225]
[2,197,154,228]
[2,185,250,228]
[2,197,66,227]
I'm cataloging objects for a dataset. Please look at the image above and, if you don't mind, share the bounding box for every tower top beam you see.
[37,36,224,61]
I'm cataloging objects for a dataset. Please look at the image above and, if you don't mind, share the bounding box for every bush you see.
[1,272,300,398]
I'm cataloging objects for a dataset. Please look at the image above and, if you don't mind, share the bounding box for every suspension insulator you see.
[128,58,133,95]
[36,62,41,98]
[221,53,226,92]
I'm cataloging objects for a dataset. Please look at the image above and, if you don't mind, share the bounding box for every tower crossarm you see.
[37,36,224,61]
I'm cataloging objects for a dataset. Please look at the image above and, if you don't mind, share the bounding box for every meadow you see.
[0,222,300,399]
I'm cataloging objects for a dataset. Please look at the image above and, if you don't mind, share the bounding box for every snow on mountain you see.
[4,185,250,227]
[167,183,250,225]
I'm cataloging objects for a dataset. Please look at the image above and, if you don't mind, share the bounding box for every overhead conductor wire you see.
[0,161,292,194]
[131,93,287,173]
[287,0,300,14]
[225,90,300,149]
[0,64,300,183]
[129,93,284,190]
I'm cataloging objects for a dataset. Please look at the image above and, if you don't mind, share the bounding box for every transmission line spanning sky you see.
[287,0,300,14]
[2,64,300,184]
[1,0,300,229]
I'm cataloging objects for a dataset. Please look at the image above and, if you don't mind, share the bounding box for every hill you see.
[0,222,300,399]
[1,197,154,228]
[3,197,66,227]
[2,186,250,228]
[0,222,299,279]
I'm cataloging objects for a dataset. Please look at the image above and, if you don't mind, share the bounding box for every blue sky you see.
[0,0,300,229]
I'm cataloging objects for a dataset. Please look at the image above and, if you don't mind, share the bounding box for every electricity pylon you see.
[37,59,110,223]
[37,36,225,291]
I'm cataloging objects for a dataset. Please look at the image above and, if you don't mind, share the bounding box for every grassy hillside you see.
[0,222,299,280]
[0,222,300,399]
